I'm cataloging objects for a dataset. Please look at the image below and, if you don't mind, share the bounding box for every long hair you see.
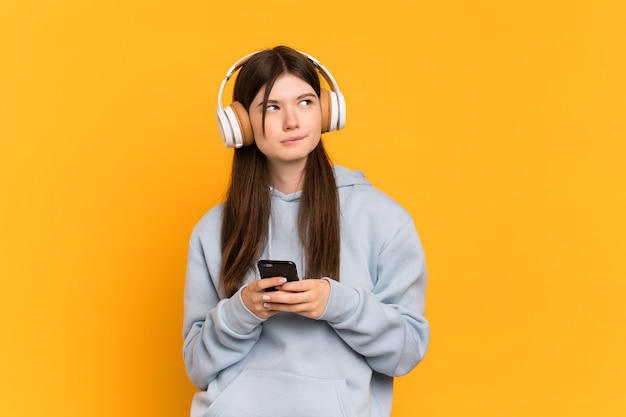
[220,46,341,297]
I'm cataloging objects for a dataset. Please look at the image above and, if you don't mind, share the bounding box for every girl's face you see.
[249,73,322,170]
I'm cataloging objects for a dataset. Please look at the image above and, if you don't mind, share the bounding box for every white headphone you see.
[216,50,347,148]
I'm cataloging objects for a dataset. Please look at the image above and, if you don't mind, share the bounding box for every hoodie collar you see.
[269,165,371,202]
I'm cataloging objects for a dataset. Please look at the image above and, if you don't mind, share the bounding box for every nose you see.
[283,107,299,130]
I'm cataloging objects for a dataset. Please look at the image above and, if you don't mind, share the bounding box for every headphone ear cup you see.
[222,101,253,148]
[320,88,340,133]
[334,89,346,131]
[230,101,254,146]
[217,107,234,148]
[320,88,331,133]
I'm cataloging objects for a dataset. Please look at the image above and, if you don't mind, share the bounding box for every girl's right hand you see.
[241,277,287,319]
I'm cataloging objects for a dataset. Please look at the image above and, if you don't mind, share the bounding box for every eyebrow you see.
[256,92,317,108]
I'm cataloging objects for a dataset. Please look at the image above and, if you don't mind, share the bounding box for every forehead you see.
[253,73,316,102]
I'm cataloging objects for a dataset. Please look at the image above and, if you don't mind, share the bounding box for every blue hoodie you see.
[183,165,429,417]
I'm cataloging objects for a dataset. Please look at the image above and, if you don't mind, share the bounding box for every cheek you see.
[312,108,323,131]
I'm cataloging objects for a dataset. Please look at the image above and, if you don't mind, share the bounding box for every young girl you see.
[183,45,429,417]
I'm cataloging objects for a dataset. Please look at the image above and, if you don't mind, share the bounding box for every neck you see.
[268,160,306,194]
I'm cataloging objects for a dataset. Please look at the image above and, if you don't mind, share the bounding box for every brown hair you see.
[220,46,340,297]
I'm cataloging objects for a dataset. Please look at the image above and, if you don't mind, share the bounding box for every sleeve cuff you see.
[317,278,360,323]
[220,284,267,333]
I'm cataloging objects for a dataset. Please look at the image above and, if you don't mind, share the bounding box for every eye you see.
[300,99,313,106]
[266,104,279,111]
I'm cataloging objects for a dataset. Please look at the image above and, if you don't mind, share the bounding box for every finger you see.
[242,286,279,319]
[261,290,308,307]
[259,276,287,292]
[268,280,329,318]
[280,279,321,292]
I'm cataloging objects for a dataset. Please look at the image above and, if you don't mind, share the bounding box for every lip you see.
[281,136,305,144]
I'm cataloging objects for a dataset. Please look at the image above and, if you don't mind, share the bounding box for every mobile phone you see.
[257,260,299,291]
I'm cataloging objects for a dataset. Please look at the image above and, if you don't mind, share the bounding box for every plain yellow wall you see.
[1,1,625,416]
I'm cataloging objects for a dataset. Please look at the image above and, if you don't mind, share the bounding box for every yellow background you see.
[1,1,625,416]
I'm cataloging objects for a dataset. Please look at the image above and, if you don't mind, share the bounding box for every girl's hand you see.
[260,279,330,319]
[241,276,287,319]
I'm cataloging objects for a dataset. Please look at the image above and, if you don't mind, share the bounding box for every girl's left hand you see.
[261,279,330,319]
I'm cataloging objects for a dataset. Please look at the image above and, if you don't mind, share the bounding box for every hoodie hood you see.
[333,164,371,188]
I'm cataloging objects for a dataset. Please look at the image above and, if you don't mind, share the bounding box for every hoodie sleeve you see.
[182,238,266,390]
[318,218,429,377]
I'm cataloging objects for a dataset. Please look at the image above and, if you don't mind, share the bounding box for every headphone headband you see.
[216,49,346,148]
